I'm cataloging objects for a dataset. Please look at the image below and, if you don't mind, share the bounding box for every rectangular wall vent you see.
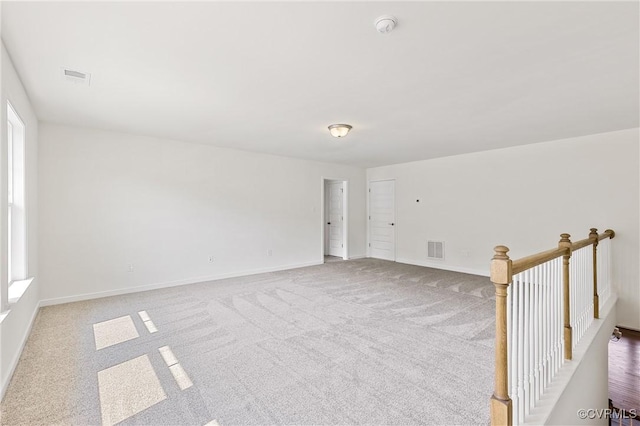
[427,240,445,260]
[61,68,91,86]
[64,69,86,79]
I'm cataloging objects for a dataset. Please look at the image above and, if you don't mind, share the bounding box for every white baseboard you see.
[1,299,41,401]
[395,257,489,277]
[346,254,366,260]
[40,260,323,307]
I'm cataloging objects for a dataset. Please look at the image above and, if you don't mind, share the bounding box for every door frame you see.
[367,178,396,260]
[320,177,349,261]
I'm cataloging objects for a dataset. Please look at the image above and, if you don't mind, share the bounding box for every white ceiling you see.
[2,1,638,168]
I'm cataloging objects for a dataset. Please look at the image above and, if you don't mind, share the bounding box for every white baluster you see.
[531,267,541,407]
[511,276,519,425]
[518,272,525,423]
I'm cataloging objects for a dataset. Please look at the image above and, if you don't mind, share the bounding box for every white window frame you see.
[5,101,29,308]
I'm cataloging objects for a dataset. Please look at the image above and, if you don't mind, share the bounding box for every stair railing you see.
[490,228,615,425]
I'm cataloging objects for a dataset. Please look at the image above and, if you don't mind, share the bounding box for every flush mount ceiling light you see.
[328,124,352,138]
[375,15,397,34]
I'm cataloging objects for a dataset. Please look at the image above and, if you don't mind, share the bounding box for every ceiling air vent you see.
[427,241,445,260]
[61,68,91,86]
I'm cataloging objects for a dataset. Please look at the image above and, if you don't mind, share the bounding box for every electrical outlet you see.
[268,249,273,256]
[208,256,215,263]
[127,264,134,273]
[461,250,470,258]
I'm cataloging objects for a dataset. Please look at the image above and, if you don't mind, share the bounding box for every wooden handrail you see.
[508,229,614,277]
[571,236,595,251]
[512,247,568,275]
[489,227,615,426]
[570,229,614,251]
[598,229,615,241]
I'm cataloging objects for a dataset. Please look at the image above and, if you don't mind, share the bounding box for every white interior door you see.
[369,180,395,260]
[328,182,344,257]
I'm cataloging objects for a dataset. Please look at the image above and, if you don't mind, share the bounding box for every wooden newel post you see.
[589,228,599,319]
[559,233,573,360]
[490,245,513,426]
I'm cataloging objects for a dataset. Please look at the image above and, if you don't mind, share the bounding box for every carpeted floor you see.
[1,259,495,425]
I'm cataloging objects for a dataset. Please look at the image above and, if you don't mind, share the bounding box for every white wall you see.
[0,41,40,398]
[367,129,640,329]
[38,123,366,303]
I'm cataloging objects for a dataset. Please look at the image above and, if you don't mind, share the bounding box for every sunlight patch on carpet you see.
[93,315,139,350]
[138,310,159,333]
[98,355,167,425]
[159,346,193,390]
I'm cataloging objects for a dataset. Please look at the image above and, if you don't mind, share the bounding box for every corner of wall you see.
[1,36,41,403]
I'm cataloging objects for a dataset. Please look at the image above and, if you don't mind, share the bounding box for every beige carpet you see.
[1,259,495,425]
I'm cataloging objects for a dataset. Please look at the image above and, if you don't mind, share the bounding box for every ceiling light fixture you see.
[375,15,397,34]
[328,124,352,138]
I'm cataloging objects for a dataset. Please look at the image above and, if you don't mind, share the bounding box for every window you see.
[7,101,27,290]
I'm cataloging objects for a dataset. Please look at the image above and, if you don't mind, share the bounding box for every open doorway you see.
[321,178,348,263]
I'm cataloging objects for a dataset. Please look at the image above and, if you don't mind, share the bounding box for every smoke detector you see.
[375,15,397,34]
